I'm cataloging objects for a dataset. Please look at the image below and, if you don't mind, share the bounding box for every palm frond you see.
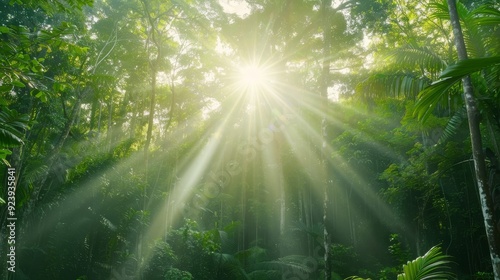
[438,107,467,145]
[0,107,30,148]
[428,0,486,58]
[387,45,447,75]
[24,157,49,180]
[427,0,450,20]
[397,246,454,280]
[357,73,430,100]
[472,5,500,26]
[428,0,471,22]
[439,56,500,79]
[413,55,500,122]
[413,75,460,121]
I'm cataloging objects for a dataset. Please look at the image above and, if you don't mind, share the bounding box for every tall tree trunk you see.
[446,0,500,277]
[130,95,138,140]
[321,0,332,279]
[106,96,113,152]
[89,88,99,133]
[142,0,160,155]
[23,88,87,220]
[145,67,156,153]
[139,3,159,278]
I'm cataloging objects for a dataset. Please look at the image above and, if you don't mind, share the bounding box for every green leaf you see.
[0,85,13,93]
[35,91,49,103]
[439,56,500,79]
[12,80,26,88]
[387,44,447,73]
[0,26,11,34]
[397,246,454,280]
[413,76,461,121]
[357,73,430,100]
[438,107,467,145]
[0,148,12,167]
[472,6,500,26]
[0,107,30,148]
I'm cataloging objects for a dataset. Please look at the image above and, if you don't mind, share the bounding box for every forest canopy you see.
[1,0,500,279]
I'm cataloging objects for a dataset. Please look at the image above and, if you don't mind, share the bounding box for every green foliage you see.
[356,73,430,100]
[438,107,467,144]
[397,246,454,280]
[246,270,281,280]
[10,0,93,15]
[413,75,462,121]
[166,220,221,279]
[0,106,29,148]
[142,240,177,280]
[345,246,456,280]
[0,105,29,165]
[387,45,447,75]
[2,0,497,279]
[164,268,193,280]
[348,245,453,280]
[235,246,269,268]
[388,234,410,266]
[439,56,500,79]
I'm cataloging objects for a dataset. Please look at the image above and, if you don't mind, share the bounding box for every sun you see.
[236,63,273,93]
[239,64,266,86]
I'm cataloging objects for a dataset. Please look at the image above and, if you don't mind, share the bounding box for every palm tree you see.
[444,0,500,276]
[359,0,500,275]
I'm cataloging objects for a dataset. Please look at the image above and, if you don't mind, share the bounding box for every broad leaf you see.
[439,56,500,79]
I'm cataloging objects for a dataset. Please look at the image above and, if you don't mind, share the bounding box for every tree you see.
[446,0,500,276]
[357,0,500,275]
[320,1,333,279]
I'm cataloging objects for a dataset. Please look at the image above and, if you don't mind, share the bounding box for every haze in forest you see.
[1,0,500,279]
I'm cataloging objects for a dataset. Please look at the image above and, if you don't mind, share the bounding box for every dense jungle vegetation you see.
[1,0,500,279]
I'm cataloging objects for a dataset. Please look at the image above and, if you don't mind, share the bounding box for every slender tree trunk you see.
[145,66,156,153]
[130,96,138,140]
[107,96,113,152]
[23,88,87,220]
[163,81,175,135]
[321,0,332,279]
[303,185,312,255]
[141,0,161,154]
[280,165,286,238]
[446,0,500,277]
